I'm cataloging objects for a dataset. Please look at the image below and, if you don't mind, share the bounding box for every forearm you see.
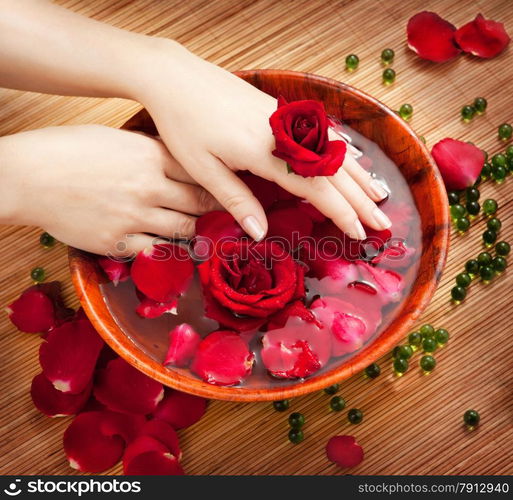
[0,0,173,99]
[0,134,23,224]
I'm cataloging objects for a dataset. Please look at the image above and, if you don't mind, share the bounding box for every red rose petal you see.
[39,319,103,394]
[124,450,184,476]
[407,11,461,62]
[135,294,178,319]
[131,243,194,303]
[97,257,131,286]
[238,172,280,210]
[191,330,254,386]
[297,200,326,222]
[138,419,182,459]
[267,300,322,331]
[195,211,245,251]
[94,357,164,415]
[371,241,416,269]
[455,14,510,59]
[431,138,485,191]
[123,435,168,472]
[326,435,364,468]
[356,262,404,303]
[31,373,92,417]
[164,323,201,368]
[152,390,208,430]
[267,204,313,245]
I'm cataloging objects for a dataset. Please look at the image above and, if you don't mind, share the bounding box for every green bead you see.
[482,199,498,216]
[491,154,506,168]
[419,324,435,337]
[463,409,480,427]
[480,163,491,180]
[483,229,497,246]
[477,252,492,267]
[393,357,408,374]
[507,156,513,173]
[288,412,305,429]
[399,103,413,121]
[435,328,449,346]
[461,105,475,122]
[392,346,400,358]
[381,48,395,64]
[465,187,480,202]
[492,256,507,273]
[473,97,487,114]
[382,68,396,85]
[397,345,413,360]
[495,241,510,256]
[466,201,480,216]
[323,384,340,395]
[419,135,426,144]
[492,165,507,183]
[456,272,471,288]
[479,265,495,282]
[345,54,359,71]
[30,267,45,283]
[364,363,381,379]
[487,218,501,232]
[448,191,459,205]
[506,145,513,158]
[330,396,346,411]
[347,408,363,424]
[498,123,513,141]
[451,286,466,302]
[420,355,436,373]
[456,217,470,232]
[450,204,466,219]
[473,175,482,187]
[288,428,304,444]
[465,259,479,275]
[408,331,422,347]
[422,337,437,353]
[39,232,55,248]
[273,400,290,412]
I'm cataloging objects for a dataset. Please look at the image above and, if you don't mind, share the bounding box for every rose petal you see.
[431,138,485,191]
[326,435,364,468]
[138,419,182,460]
[238,172,280,210]
[407,11,461,62]
[356,262,404,303]
[455,14,510,59]
[267,204,313,245]
[135,294,178,319]
[124,451,184,476]
[371,241,416,269]
[97,257,131,286]
[267,300,322,331]
[152,390,208,429]
[164,323,201,368]
[123,435,168,472]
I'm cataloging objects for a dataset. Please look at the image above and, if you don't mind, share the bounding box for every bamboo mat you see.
[1,0,512,476]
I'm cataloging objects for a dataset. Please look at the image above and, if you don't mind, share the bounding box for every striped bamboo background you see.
[0,0,512,476]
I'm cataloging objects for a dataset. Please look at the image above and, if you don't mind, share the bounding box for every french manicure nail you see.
[373,207,392,229]
[369,179,388,200]
[353,220,367,240]
[242,215,266,241]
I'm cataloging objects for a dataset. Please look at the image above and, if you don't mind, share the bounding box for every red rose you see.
[198,240,305,331]
[269,97,347,177]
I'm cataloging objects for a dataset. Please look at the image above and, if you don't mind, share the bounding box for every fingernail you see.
[353,220,367,240]
[242,215,266,241]
[369,179,388,200]
[373,207,392,229]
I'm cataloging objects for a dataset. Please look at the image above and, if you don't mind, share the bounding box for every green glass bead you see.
[393,357,408,374]
[364,363,381,379]
[492,165,507,183]
[392,346,400,358]
[491,154,506,168]
[487,218,501,232]
[419,324,435,337]
[408,331,422,347]
[288,412,305,429]
[420,355,436,373]
[479,265,495,282]
[463,409,480,427]
[456,272,471,288]
[324,384,340,395]
[273,400,290,412]
[347,408,363,424]
[466,201,480,217]
[480,163,491,180]
[451,286,466,302]
[477,252,492,267]
[461,105,475,122]
[30,267,45,283]
[39,232,55,248]
[495,241,511,256]
[483,229,497,247]
[498,123,513,141]
[506,145,513,158]
[330,396,346,412]
[422,337,437,353]
[465,187,480,202]
[507,156,513,173]
[465,259,479,275]
[492,256,507,273]
[456,217,470,232]
[450,204,466,219]
[397,345,413,360]
[288,428,304,444]
[473,97,487,114]
[482,199,498,216]
[473,175,482,187]
[419,135,426,144]
[399,103,413,121]
[382,68,396,85]
[345,54,359,71]
[448,191,459,205]
[435,328,449,346]
[381,48,395,64]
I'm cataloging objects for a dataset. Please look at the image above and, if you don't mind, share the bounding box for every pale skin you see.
[0,0,391,256]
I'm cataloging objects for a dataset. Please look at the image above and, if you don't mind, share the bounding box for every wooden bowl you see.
[69,70,449,402]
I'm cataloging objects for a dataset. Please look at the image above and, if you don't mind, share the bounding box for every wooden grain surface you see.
[1,0,512,476]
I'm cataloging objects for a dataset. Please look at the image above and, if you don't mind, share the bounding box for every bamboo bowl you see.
[69,70,449,402]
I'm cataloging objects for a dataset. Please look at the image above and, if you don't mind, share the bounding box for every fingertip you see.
[241,214,267,241]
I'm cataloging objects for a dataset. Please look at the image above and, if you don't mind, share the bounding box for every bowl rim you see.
[69,69,449,402]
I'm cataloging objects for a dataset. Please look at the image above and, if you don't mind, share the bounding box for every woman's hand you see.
[0,125,220,255]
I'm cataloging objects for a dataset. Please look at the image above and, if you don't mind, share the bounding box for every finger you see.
[343,154,388,202]
[329,169,391,231]
[156,178,222,215]
[140,208,197,240]
[108,233,157,258]
[151,139,198,184]
[187,155,268,241]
